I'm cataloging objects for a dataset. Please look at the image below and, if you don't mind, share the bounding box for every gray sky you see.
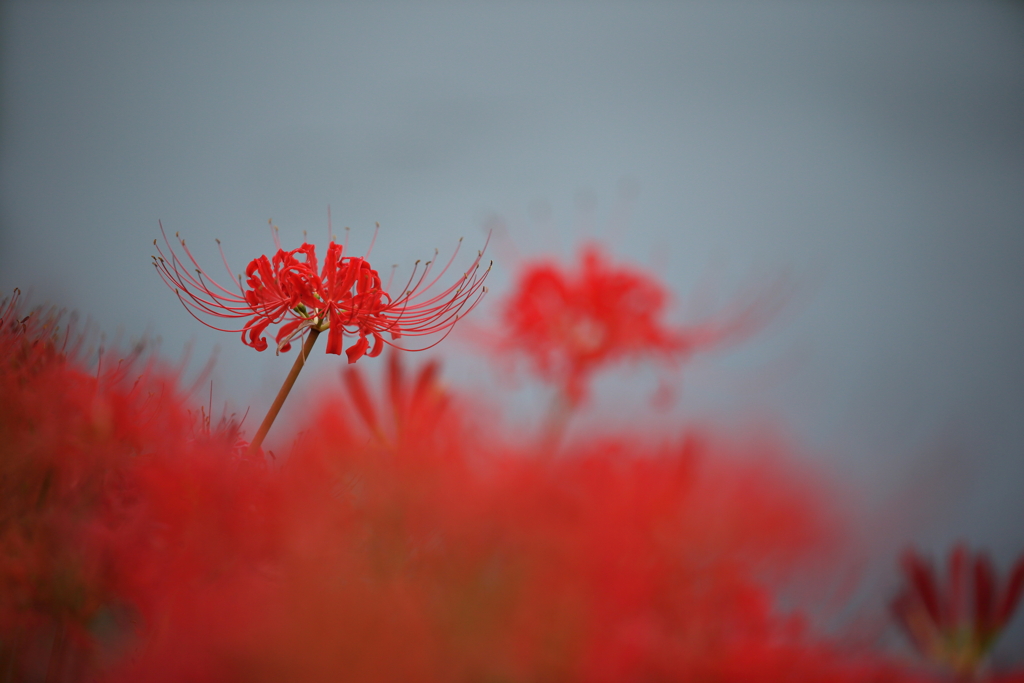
[2,0,1024,650]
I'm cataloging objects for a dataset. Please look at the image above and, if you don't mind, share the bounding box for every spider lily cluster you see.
[0,219,1020,682]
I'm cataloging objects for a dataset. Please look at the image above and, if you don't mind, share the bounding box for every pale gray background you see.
[2,0,1022,659]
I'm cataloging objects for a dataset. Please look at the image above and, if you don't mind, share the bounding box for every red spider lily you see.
[153,222,490,363]
[892,544,1024,677]
[500,244,762,404]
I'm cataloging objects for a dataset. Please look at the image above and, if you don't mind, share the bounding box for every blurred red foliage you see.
[173,352,908,683]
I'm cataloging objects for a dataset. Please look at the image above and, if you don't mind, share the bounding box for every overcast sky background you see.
[2,0,1023,653]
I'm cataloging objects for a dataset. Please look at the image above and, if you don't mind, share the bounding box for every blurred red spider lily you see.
[153,222,490,364]
[892,544,1024,677]
[500,244,764,405]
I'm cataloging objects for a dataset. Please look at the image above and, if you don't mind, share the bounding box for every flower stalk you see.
[247,327,320,456]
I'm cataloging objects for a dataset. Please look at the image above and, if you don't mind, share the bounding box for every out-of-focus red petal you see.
[948,543,968,629]
[974,553,996,638]
[387,350,406,422]
[342,367,378,433]
[996,555,1024,630]
[901,550,942,627]
[891,592,934,657]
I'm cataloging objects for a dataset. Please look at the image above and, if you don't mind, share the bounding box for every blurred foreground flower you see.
[6,281,1010,682]
[339,349,450,449]
[893,545,1024,678]
[0,288,245,681]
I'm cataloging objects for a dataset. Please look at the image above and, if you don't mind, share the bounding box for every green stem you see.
[248,329,320,456]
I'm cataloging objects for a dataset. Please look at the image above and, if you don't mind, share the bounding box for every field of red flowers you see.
[1,230,1020,682]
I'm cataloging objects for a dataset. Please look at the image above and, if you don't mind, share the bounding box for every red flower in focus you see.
[893,544,1024,677]
[501,244,752,403]
[154,222,490,363]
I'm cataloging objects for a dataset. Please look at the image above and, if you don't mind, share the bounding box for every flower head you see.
[500,244,743,403]
[153,222,490,363]
[892,544,1024,677]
